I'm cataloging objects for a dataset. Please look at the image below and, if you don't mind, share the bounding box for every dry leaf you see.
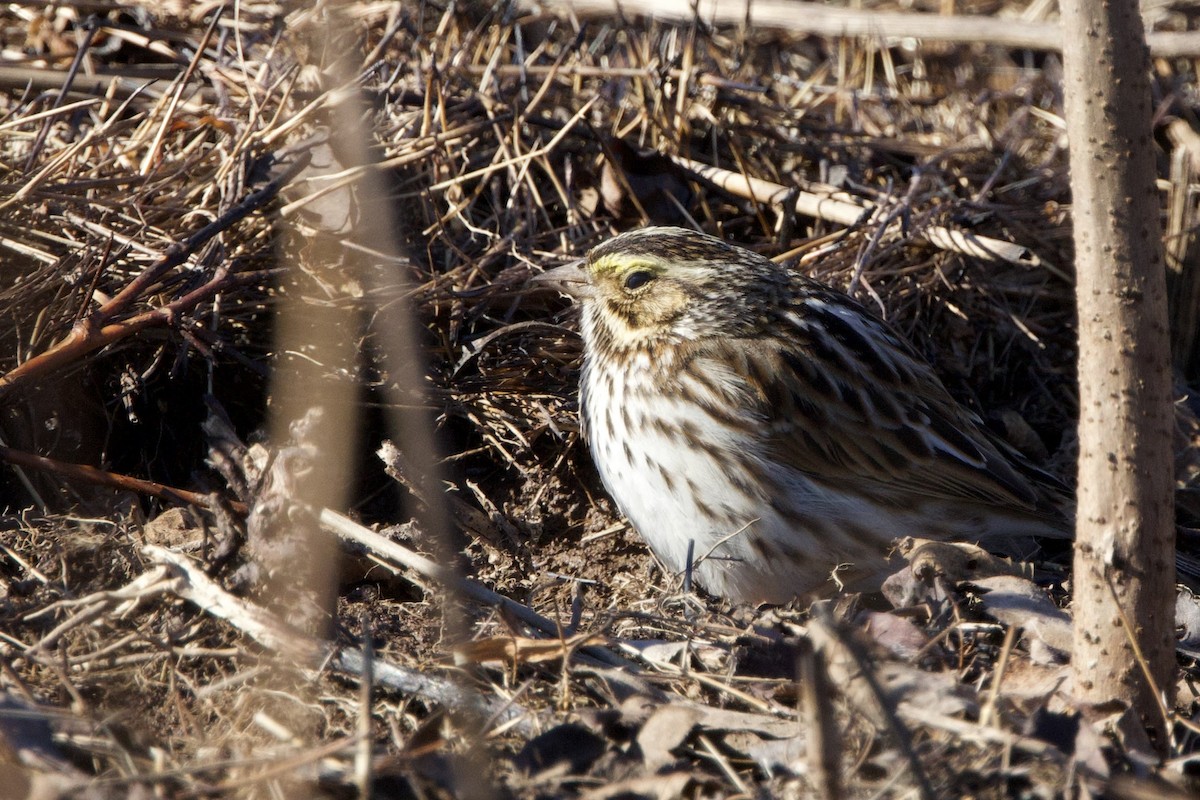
[637,705,701,768]
[453,632,601,665]
[861,610,930,659]
[970,574,1072,656]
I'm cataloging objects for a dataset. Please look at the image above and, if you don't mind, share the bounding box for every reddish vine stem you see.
[0,151,311,399]
[0,445,248,515]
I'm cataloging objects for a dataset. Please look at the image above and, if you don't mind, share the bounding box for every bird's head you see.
[536,227,786,351]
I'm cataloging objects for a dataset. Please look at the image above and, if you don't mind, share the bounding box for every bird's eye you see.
[623,270,654,291]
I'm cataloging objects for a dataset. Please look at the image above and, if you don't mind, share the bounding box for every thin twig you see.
[0,154,310,398]
[0,445,247,514]
[319,509,633,669]
[545,0,1200,57]
[144,544,539,736]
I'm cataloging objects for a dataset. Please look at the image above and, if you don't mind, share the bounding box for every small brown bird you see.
[538,227,1068,604]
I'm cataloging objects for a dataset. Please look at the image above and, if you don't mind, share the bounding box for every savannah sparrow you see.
[538,227,1067,604]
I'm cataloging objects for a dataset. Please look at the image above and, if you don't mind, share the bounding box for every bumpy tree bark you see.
[1061,0,1175,744]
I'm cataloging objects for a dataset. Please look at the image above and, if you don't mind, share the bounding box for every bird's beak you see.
[530,259,593,299]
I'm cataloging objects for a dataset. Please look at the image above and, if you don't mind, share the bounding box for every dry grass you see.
[1,1,1199,797]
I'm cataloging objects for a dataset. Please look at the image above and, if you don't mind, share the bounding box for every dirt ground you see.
[1,1,1199,798]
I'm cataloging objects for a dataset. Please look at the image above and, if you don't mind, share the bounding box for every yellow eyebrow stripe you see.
[589,253,665,276]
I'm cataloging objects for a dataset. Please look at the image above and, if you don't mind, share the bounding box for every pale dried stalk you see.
[674,156,1045,269]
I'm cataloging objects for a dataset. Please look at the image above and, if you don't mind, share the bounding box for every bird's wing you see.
[737,285,1046,510]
